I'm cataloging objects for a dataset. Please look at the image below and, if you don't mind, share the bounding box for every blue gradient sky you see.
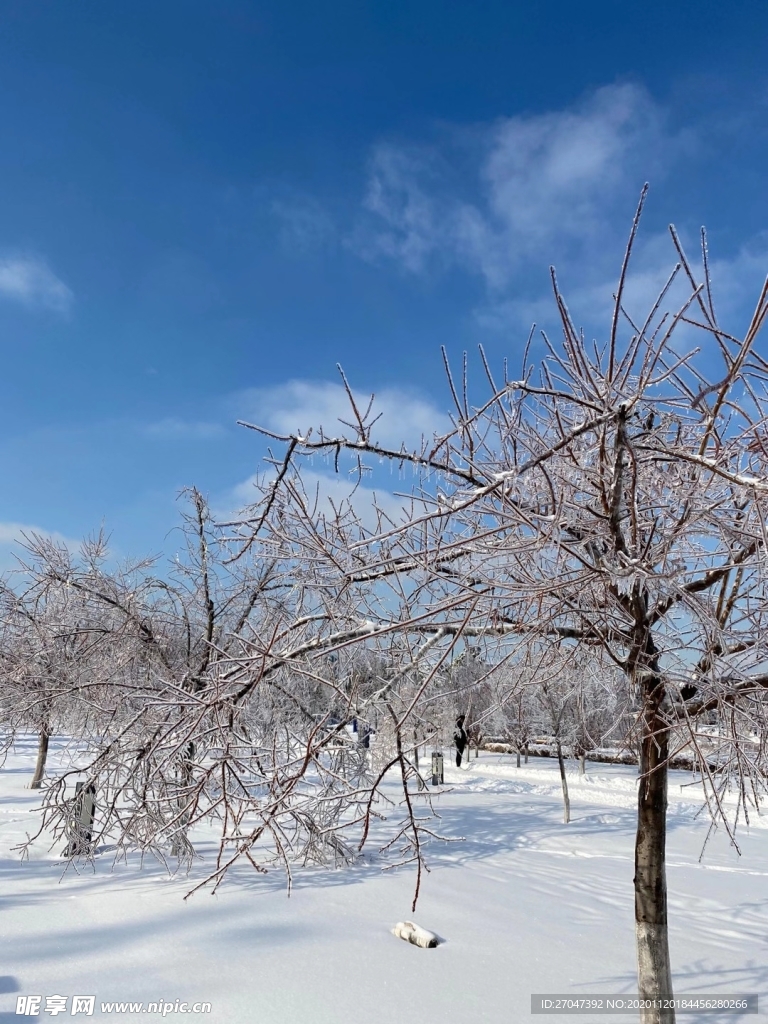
[1,0,767,560]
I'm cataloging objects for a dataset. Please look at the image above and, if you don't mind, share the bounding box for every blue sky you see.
[1,0,767,561]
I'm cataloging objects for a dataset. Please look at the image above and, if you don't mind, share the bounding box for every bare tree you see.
[537,661,576,824]
[5,194,766,1022]
[8,493,462,910]
[0,570,102,789]
[493,677,533,767]
[235,192,768,1021]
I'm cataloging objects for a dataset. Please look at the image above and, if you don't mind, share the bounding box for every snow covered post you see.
[431,750,444,786]
[63,781,96,857]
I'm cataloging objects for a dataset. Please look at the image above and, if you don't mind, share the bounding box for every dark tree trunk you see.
[171,741,195,858]
[634,666,675,1023]
[30,724,50,790]
[555,739,570,824]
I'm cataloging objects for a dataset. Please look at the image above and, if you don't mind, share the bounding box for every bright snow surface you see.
[1,737,766,1023]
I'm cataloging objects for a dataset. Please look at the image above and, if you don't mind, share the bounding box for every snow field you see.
[1,737,766,1023]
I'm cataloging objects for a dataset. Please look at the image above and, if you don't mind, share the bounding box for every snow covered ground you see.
[1,737,766,1023]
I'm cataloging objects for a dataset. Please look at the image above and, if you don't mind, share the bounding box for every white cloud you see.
[479,227,768,342]
[705,233,768,337]
[142,418,226,441]
[215,380,448,541]
[0,521,81,553]
[228,467,414,534]
[234,379,448,449]
[472,84,667,278]
[354,145,443,273]
[345,81,733,349]
[350,83,686,292]
[0,257,73,313]
[479,232,688,335]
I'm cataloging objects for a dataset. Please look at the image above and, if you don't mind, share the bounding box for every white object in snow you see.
[392,921,439,948]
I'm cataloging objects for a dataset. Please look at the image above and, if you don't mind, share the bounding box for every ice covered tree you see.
[0,565,105,789]
[8,491,457,907]
[239,191,768,1022]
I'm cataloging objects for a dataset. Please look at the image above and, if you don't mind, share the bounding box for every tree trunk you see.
[579,752,586,776]
[171,742,195,858]
[634,672,675,1023]
[555,739,570,824]
[516,746,521,769]
[524,741,529,764]
[30,724,50,790]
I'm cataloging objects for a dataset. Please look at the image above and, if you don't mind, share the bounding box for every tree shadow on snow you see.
[0,976,28,1024]
[583,960,767,1024]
